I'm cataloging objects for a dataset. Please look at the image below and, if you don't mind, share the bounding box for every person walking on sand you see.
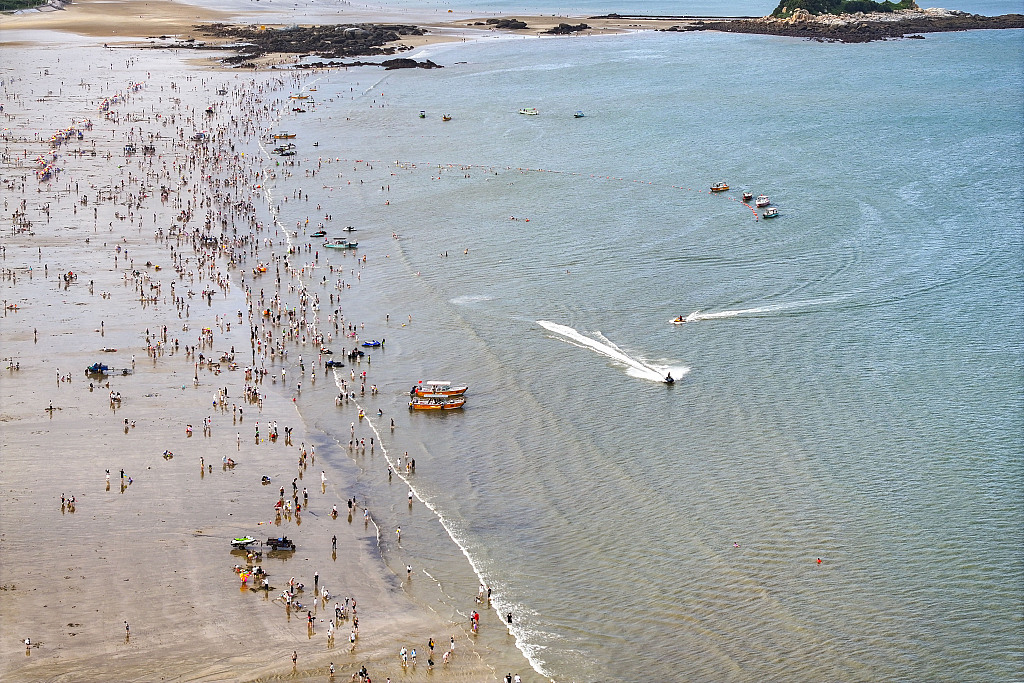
[292,650,297,666]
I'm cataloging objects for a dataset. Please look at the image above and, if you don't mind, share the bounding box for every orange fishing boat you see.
[409,396,466,410]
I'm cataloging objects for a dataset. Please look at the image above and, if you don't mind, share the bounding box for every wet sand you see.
[0,4,537,681]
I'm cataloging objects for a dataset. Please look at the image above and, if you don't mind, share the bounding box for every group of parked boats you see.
[409,381,467,410]
[714,183,779,219]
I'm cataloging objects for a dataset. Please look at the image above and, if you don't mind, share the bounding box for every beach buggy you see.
[266,536,296,551]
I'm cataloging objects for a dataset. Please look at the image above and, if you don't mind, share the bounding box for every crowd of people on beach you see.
[0,47,533,679]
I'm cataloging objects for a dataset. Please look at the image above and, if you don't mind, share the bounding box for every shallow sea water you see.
[253,19,1023,683]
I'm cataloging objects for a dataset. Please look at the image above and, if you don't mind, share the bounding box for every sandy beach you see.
[0,1,549,680]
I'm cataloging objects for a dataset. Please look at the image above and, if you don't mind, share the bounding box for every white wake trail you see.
[538,320,687,383]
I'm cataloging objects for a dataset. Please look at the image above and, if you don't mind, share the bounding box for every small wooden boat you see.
[411,381,468,397]
[409,396,466,410]
[289,94,309,100]
[755,195,771,208]
[519,107,539,116]
[710,182,729,192]
[763,207,779,219]
[742,191,753,201]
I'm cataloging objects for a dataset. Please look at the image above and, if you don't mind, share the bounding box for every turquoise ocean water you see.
[251,7,1023,680]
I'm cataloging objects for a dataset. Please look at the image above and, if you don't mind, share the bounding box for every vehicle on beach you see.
[710,182,729,192]
[409,396,466,410]
[763,207,780,219]
[266,536,296,551]
[755,195,771,207]
[85,362,132,376]
[519,107,539,115]
[231,536,257,549]
[410,381,468,397]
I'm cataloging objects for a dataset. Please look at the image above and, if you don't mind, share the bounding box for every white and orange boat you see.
[409,395,466,410]
[410,381,468,397]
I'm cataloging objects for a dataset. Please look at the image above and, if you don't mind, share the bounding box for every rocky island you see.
[598,2,1024,43]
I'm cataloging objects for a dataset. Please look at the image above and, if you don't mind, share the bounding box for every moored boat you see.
[519,107,539,115]
[742,191,753,201]
[409,395,466,410]
[410,381,468,397]
[323,238,358,249]
[755,194,771,207]
[763,207,779,219]
[272,131,296,139]
[710,182,729,192]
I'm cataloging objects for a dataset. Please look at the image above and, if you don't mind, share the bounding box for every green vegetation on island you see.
[0,0,50,11]
[772,0,918,17]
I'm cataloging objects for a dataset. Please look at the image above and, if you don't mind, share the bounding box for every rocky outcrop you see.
[485,18,528,30]
[294,58,441,70]
[196,23,426,59]
[667,11,1024,42]
[544,22,590,34]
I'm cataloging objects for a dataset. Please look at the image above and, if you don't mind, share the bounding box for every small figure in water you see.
[665,372,674,384]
